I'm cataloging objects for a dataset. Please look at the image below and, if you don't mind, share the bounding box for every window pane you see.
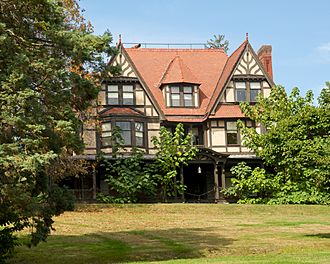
[123,85,133,92]
[250,82,261,89]
[123,92,134,105]
[116,121,130,131]
[250,90,260,102]
[102,132,111,137]
[235,82,246,89]
[184,94,193,106]
[102,137,112,146]
[102,123,111,131]
[108,85,118,92]
[171,94,180,106]
[227,133,238,145]
[136,134,143,146]
[236,89,246,102]
[108,97,118,104]
[135,122,143,132]
[122,131,131,145]
[227,122,237,131]
[171,86,180,93]
[183,86,192,93]
[123,98,134,105]
[123,93,134,99]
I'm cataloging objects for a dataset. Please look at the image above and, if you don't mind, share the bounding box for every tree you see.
[0,0,116,260]
[224,85,330,204]
[152,124,198,202]
[205,34,229,52]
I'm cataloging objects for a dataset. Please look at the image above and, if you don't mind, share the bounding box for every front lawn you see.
[11,204,330,263]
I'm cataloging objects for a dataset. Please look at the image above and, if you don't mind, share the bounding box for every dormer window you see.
[107,84,135,105]
[168,84,195,107]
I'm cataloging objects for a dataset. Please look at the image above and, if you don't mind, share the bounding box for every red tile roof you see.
[100,107,144,116]
[210,104,245,118]
[160,56,200,85]
[117,39,269,122]
[124,48,228,117]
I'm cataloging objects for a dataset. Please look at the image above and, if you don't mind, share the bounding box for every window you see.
[116,121,132,145]
[234,81,262,102]
[250,82,261,102]
[169,85,195,107]
[135,122,144,147]
[123,85,134,105]
[107,84,135,105]
[183,86,193,106]
[107,85,119,105]
[235,82,247,102]
[101,123,112,146]
[170,86,180,106]
[101,121,145,147]
[226,121,238,145]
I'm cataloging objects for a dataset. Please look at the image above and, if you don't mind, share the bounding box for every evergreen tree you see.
[0,0,116,260]
[205,34,229,52]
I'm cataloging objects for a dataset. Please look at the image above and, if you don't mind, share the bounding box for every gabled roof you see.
[160,56,200,85]
[207,39,248,115]
[112,37,273,122]
[124,48,228,117]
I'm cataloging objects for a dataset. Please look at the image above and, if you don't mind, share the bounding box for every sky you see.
[80,0,330,98]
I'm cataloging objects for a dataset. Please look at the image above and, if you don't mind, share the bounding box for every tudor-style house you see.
[80,35,274,202]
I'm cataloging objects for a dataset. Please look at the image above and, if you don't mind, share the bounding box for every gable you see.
[209,41,274,115]
[112,53,137,78]
[233,48,263,76]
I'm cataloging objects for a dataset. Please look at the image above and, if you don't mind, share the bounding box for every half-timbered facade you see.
[80,35,274,202]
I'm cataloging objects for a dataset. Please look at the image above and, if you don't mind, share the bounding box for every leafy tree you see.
[205,34,229,52]
[98,127,157,203]
[152,123,198,202]
[0,0,116,260]
[224,85,330,204]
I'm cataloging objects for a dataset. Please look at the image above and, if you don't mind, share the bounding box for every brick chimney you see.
[257,45,273,80]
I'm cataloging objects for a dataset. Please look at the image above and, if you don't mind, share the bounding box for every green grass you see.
[10,204,330,264]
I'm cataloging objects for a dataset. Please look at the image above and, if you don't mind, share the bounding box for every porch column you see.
[221,163,226,189]
[214,161,220,202]
[92,163,97,200]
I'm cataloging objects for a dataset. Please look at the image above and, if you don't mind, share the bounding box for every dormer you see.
[159,56,201,108]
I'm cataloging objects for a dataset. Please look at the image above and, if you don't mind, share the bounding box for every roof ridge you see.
[125,48,226,53]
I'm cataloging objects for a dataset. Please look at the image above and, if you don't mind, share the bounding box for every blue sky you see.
[80,0,330,98]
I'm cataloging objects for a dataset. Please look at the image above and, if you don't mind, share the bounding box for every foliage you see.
[223,162,281,204]
[224,85,330,204]
[98,127,157,203]
[152,123,198,202]
[0,0,116,260]
[205,34,229,52]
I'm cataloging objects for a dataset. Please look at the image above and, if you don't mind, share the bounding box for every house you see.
[78,35,274,202]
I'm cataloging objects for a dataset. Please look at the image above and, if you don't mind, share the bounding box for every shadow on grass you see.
[13,227,234,264]
[305,233,330,239]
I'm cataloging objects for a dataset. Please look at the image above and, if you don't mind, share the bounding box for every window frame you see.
[226,121,239,146]
[234,81,263,103]
[168,84,196,108]
[101,119,145,148]
[106,83,136,105]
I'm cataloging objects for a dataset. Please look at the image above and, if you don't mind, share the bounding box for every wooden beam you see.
[214,162,220,202]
